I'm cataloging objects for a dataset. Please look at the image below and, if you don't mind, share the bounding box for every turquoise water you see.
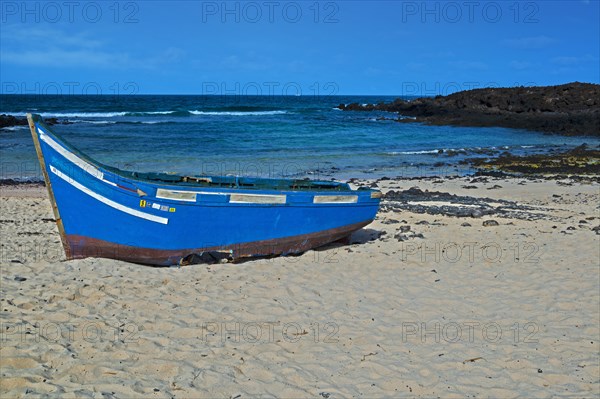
[1,95,597,181]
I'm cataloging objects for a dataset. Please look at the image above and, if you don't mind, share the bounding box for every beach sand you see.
[1,176,599,398]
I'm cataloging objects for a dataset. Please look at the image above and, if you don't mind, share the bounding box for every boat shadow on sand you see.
[227,228,382,266]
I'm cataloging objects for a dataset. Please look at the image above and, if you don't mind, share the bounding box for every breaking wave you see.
[189,110,287,116]
[3,109,288,118]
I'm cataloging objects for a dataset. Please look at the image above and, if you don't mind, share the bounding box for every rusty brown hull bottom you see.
[65,220,372,266]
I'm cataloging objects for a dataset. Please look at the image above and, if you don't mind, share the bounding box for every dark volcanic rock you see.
[0,114,69,130]
[337,82,600,136]
[483,220,500,227]
[382,187,551,220]
[398,225,411,233]
[0,114,28,129]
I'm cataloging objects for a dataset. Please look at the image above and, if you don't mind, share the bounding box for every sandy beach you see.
[1,176,599,398]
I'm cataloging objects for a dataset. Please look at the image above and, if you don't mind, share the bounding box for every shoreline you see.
[2,147,597,193]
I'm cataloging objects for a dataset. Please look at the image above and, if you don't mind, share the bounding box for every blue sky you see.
[1,1,599,95]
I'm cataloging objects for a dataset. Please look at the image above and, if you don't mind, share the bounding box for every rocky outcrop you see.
[0,114,64,130]
[0,114,28,129]
[338,82,600,136]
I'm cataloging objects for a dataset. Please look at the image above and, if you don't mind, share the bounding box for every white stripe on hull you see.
[39,127,117,187]
[50,165,169,225]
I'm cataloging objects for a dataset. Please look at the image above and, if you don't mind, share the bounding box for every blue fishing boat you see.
[27,113,381,266]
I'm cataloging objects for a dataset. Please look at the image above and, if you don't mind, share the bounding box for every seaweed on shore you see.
[470,144,600,176]
[0,179,45,187]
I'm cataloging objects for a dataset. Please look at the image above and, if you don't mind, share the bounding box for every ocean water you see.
[1,94,597,182]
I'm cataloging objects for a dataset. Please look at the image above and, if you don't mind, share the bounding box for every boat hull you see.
[65,220,370,265]
[27,114,381,266]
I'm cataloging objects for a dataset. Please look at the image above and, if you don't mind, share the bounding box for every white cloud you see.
[448,60,488,70]
[219,54,270,71]
[1,48,129,68]
[551,54,597,66]
[406,62,426,70]
[509,60,533,70]
[418,51,456,59]
[0,25,184,70]
[364,67,383,77]
[501,36,558,49]
[2,26,103,49]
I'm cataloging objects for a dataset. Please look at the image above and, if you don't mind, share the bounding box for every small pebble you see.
[394,234,407,242]
[398,225,411,233]
[483,220,499,227]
